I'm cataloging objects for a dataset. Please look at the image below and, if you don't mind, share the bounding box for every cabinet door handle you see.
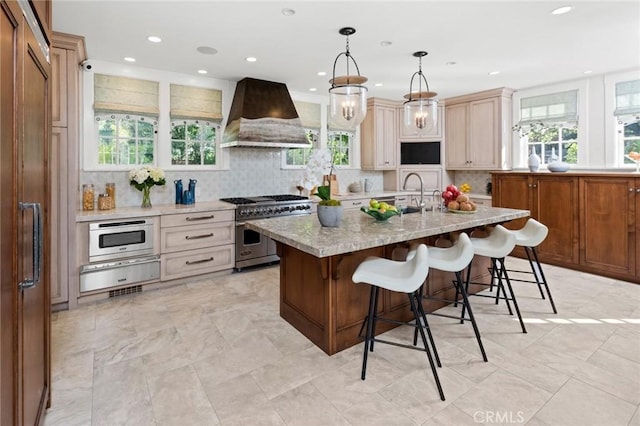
[352,201,362,206]
[636,188,640,193]
[533,184,537,188]
[630,188,635,192]
[186,257,214,265]
[185,233,214,240]
[186,215,214,221]
[18,202,42,290]
[528,184,532,188]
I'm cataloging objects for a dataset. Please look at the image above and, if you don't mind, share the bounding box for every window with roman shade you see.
[515,90,579,165]
[169,84,223,167]
[93,74,160,167]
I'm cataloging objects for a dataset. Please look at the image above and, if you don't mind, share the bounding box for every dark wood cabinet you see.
[0,1,51,424]
[580,176,638,279]
[493,172,639,284]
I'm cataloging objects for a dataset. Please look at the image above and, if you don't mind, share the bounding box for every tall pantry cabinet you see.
[1,1,52,425]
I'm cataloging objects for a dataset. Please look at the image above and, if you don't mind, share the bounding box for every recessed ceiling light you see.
[488,71,500,76]
[583,70,593,74]
[245,57,257,62]
[551,6,572,15]
[445,61,457,66]
[309,88,317,92]
[124,57,136,62]
[197,69,208,74]
[147,36,162,43]
[374,83,383,87]
[380,41,392,47]
[281,8,295,16]
[317,71,327,76]
[197,46,218,55]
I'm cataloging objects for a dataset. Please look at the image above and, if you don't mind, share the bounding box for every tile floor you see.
[44,257,640,426]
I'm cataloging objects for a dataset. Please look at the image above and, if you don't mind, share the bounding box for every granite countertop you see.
[76,201,236,222]
[246,206,529,258]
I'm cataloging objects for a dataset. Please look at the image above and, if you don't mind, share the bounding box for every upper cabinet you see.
[360,98,398,170]
[445,88,513,170]
[398,105,444,141]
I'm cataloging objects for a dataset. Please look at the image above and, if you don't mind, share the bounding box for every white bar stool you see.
[412,233,488,362]
[352,244,445,401]
[504,219,557,313]
[465,225,527,333]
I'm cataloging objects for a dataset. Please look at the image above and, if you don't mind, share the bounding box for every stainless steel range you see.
[220,194,312,270]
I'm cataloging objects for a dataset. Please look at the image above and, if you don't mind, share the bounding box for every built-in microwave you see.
[400,141,441,165]
[89,218,154,262]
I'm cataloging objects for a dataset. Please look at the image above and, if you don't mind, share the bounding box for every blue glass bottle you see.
[188,179,197,204]
[174,179,183,204]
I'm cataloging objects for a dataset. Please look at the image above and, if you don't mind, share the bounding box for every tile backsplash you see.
[80,148,384,208]
[452,170,493,195]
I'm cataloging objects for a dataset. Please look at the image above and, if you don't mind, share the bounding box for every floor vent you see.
[109,285,142,298]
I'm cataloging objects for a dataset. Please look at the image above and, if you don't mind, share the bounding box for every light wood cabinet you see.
[160,209,235,281]
[360,98,398,170]
[445,88,513,170]
[493,172,639,283]
[50,33,86,310]
[398,106,444,141]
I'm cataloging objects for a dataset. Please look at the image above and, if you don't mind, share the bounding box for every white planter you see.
[528,149,541,172]
[317,204,343,227]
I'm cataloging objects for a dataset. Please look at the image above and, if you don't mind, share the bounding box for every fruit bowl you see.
[360,206,399,221]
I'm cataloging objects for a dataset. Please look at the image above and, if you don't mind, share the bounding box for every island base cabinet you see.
[277,240,491,355]
[580,177,637,279]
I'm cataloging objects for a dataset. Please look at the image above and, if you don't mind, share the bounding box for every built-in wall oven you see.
[81,218,160,293]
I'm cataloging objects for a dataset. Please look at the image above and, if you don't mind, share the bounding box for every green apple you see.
[369,198,380,209]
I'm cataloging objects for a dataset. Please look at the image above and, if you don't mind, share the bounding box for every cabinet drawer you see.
[342,198,369,210]
[161,222,234,253]
[161,244,234,281]
[161,209,234,228]
[469,197,490,206]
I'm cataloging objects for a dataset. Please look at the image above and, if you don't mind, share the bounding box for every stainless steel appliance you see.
[220,195,312,271]
[89,218,154,262]
[83,218,160,293]
[80,255,160,293]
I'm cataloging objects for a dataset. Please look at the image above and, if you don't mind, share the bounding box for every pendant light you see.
[403,51,438,135]
[329,27,368,130]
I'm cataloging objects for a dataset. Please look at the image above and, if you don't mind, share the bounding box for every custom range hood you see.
[221,77,310,148]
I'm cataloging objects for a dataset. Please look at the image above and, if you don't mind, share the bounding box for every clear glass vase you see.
[141,186,152,208]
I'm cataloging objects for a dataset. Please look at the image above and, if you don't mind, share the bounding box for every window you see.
[327,130,354,166]
[92,74,159,169]
[613,79,640,165]
[170,120,218,166]
[96,114,157,166]
[285,129,318,167]
[515,90,579,165]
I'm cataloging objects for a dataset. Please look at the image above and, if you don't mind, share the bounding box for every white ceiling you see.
[52,1,640,100]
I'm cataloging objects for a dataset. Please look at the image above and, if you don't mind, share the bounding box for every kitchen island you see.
[246,206,529,355]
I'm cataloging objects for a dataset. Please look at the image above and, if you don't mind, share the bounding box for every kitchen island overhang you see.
[246,207,530,355]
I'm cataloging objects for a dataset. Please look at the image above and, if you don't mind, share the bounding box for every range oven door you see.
[235,222,269,262]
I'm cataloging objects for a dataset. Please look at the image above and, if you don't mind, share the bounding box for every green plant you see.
[313,185,341,206]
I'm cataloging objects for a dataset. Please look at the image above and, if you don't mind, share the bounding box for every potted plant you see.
[314,184,343,227]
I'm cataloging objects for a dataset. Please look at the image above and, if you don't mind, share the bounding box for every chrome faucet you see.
[432,189,443,211]
[402,172,426,214]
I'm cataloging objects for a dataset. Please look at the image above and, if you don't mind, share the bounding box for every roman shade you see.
[94,74,159,116]
[293,101,321,130]
[614,79,640,117]
[170,84,223,121]
[517,90,578,128]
